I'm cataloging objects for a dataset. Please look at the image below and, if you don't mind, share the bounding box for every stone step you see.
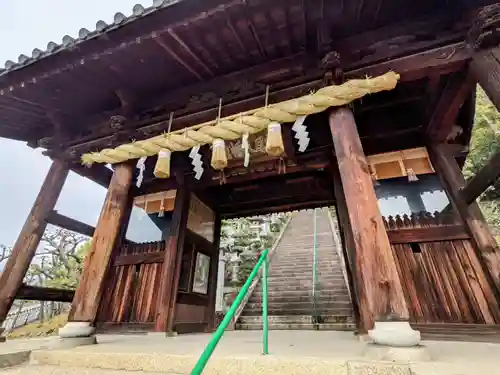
[236,322,356,331]
[252,284,348,293]
[241,308,354,317]
[238,314,354,324]
[264,275,347,283]
[248,293,352,304]
[251,290,351,298]
[244,300,352,310]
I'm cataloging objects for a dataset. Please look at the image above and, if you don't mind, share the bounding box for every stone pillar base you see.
[368,321,421,347]
[56,322,96,349]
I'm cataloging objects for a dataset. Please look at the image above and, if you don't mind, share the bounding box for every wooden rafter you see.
[154,36,203,80]
[167,29,214,77]
[461,150,500,205]
[426,71,476,142]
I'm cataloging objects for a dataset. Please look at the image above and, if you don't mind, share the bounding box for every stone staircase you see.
[237,208,356,330]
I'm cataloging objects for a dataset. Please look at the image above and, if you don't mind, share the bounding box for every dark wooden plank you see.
[461,150,500,204]
[0,160,69,322]
[16,284,74,302]
[71,164,112,188]
[154,184,190,332]
[113,251,165,266]
[204,213,222,331]
[426,71,476,142]
[387,225,470,244]
[329,107,409,331]
[47,210,95,237]
[471,46,500,111]
[69,163,134,323]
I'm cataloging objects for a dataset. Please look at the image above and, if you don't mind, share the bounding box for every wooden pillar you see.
[154,186,190,333]
[329,108,409,332]
[470,48,500,111]
[330,160,362,332]
[68,163,133,323]
[428,144,500,315]
[0,160,68,324]
[204,214,222,331]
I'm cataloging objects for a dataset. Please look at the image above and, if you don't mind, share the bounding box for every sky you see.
[0,1,150,246]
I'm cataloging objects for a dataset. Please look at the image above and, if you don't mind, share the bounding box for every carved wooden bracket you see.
[467,4,500,50]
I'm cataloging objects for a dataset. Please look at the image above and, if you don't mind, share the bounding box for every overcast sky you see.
[0,1,150,246]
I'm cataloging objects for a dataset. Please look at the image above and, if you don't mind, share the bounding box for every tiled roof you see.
[0,0,179,76]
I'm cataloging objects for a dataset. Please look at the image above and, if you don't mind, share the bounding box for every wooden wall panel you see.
[97,241,165,325]
[384,212,500,324]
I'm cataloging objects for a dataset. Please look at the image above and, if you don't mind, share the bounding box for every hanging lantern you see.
[211,138,228,170]
[265,122,285,157]
[154,149,171,179]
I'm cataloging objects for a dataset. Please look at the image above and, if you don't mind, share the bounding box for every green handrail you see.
[262,253,269,354]
[190,248,269,375]
[312,208,318,328]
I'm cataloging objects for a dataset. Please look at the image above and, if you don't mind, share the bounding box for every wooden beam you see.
[17,284,74,303]
[204,213,222,331]
[167,29,214,77]
[329,107,409,331]
[426,71,476,142]
[46,210,95,237]
[461,150,500,204]
[154,183,190,333]
[387,225,470,244]
[471,46,500,111]
[0,160,69,324]
[54,35,472,158]
[154,36,203,80]
[427,143,500,322]
[112,251,165,266]
[347,42,470,82]
[71,164,112,188]
[68,163,133,323]
[221,198,335,219]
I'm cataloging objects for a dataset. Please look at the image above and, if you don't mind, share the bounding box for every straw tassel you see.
[266,122,285,157]
[211,138,228,170]
[154,149,171,178]
[263,86,284,157]
[153,112,174,179]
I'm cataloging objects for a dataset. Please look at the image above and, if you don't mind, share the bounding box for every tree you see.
[27,228,89,289]
[463,87,500,239]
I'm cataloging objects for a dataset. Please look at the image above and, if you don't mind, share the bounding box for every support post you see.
[428,144,500,317]
[154,185,190,333]
[0,160,68,334]
[59,163,133,342]
[329,108,419,347]
[204,213,222,331]
[470,47,500,111]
